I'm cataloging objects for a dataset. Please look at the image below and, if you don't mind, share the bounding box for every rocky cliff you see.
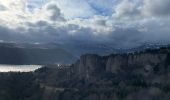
[72,50,170,83]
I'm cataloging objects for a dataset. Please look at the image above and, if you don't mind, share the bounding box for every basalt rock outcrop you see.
[71,51,170,84]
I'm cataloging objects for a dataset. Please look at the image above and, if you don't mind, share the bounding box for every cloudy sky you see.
[0,0,170,48]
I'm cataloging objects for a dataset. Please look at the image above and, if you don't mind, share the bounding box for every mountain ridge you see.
[0,42,77,64]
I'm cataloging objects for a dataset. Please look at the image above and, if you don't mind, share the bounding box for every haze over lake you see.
[0,65,42,72]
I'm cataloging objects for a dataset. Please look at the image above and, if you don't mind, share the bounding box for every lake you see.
[0,65,42,72]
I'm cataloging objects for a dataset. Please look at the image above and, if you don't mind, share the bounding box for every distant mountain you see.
[60,42,121,57]
[60,42,170,57]
[0,43,77,65]
[123,43,170,53]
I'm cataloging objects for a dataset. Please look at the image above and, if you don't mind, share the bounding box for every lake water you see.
[0,65,42,72]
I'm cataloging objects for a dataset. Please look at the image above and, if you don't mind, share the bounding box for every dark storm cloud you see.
[0,26,29,42]
[46,3,65,21]
[27,21,94,43]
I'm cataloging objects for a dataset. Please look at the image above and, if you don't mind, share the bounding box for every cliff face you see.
[106,54,166,72]
[73,54,106,80]
[73,53,169,82]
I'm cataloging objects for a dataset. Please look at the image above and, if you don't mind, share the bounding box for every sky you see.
[0,0,170,48]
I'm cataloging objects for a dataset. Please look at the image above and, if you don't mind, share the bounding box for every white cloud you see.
[114,0,140,17]
[54,0,97,19]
